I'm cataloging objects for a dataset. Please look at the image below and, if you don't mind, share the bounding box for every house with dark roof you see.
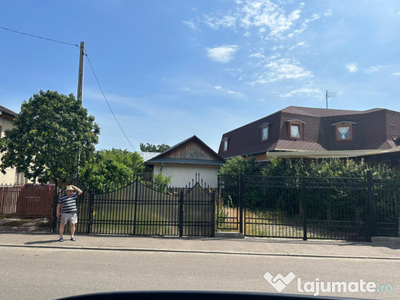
[145,135,225,187]
[218,106,400,166]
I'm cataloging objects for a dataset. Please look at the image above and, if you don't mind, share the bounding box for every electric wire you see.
[0,25,137,152]
[85,53,136,152]
[0,26,79,47]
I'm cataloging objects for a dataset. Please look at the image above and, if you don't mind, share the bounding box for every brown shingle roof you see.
[270,140,326,151]
[0,105,18,118]
[219,106,400,158]
[282,106,380,117]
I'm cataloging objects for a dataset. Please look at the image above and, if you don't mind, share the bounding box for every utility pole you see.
[76,41,85,182]
[77,41,85,102]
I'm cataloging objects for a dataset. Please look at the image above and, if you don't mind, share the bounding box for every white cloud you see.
[203,15,236,29]
[271,45,284,51]
[179,86,202,94]
[213,84,246,99]
[288,41,307,50]
[239,1,302,39]
[393,72,400,76]
[248,52,265,58]
[247,57,313,84]
[227,90,246,98]
[345,63,358,73]
[323,10,333,16]
[206,45,239,63]
[182,19,199,31]
[288,13,320,38]
[364,65,384,74]
[279,87,322,98]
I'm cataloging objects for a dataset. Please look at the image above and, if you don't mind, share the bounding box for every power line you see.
[1,25,136,151]
[0,26,79,47]
[85,53,136,152]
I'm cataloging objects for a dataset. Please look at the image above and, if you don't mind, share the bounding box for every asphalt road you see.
[0,246,399,300]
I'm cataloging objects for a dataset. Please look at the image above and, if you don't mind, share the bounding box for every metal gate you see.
[54,180,215,237]
[217,174,241,232]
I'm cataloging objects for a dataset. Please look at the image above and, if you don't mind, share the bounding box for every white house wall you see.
[0,115,30,185]
[153,164,219,188]
[0,116,17,184]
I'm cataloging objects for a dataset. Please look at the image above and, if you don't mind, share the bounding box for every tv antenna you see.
[325,90,337,109]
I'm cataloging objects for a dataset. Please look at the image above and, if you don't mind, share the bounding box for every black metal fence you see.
[55,179,215,237]
[218,172,398,241]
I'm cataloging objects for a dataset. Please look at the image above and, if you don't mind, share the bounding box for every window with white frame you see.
[259,123,269,141]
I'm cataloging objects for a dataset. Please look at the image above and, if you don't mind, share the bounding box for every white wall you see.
[0,115,30,185]
[153,164,220,188]
[0,116,16,185]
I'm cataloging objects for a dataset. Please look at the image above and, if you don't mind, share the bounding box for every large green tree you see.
[79,148,144,192]
[0,90,100,187]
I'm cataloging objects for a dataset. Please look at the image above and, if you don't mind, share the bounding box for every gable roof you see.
[147,135,225,166]
[0,105,18,119]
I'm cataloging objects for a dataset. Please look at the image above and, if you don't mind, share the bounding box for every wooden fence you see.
[0,184,55,217]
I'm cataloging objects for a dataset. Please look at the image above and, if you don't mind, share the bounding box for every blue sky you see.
[1,0,400,152]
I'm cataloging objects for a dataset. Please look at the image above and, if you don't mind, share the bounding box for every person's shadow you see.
[25,240,60,245]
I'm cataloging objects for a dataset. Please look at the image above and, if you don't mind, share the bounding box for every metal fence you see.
[218,172,398,241]
[55,179,215,237]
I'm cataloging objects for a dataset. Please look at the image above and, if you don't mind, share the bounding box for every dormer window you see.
[287,120,304,140]
[332,121,355,141]
[222,137,229,152]
[259,123,269,141]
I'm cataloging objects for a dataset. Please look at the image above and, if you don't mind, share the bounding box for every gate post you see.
[133,176,139,235]
[302,177,307,241]
[239,171,244,235]
[51,184,59,233]
[87,190,94,234]
[179,190,184,237]
[211,190,216,237]
[367,171,375,241]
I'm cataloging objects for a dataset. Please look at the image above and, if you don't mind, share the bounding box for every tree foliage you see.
[0,90,99,186]
[217,156,259,176]
[140,143,170,153]
[261,157,399,180]
[79,149,144,192]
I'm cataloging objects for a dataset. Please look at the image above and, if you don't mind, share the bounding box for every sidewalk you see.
[1,231,400,260]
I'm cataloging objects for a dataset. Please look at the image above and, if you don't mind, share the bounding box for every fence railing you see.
[218,171,398,241]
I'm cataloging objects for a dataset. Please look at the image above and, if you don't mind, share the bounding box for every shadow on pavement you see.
[25,239,60,245]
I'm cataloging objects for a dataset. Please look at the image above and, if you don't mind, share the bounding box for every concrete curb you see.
[1,243,400,261]
[371,236,400,243]
[214,232,244,238]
